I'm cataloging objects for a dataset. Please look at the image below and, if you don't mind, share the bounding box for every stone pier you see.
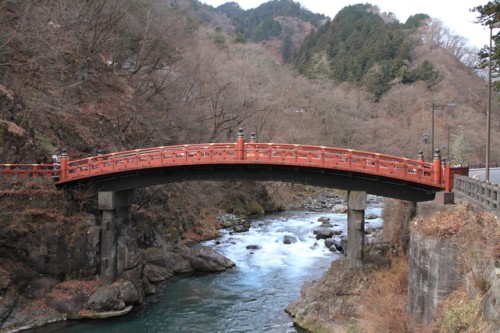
[347,190,366,268]
[98,190,134,284]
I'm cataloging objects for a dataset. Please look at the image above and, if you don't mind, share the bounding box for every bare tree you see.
[418,18,481,69]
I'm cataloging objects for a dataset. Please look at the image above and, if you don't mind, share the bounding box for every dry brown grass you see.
[358,256,413,333]
[433,287,492,333]
[382,199,416,251]
[413,202,499,261]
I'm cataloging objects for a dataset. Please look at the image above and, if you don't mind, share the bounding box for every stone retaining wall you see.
[407,231,462,323]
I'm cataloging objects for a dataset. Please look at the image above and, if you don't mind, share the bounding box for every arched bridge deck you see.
[0,135,451,201]
[49,141,448,202]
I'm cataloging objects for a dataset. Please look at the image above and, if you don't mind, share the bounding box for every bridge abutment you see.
[347,191,366,268]
[98,189,134,283]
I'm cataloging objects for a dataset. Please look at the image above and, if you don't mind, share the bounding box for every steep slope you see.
[214,0,324,60]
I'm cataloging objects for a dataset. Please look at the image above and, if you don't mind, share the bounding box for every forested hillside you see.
[293,4,441,101]
[0,0,497,165]
[217,0,325,42]
[213,0,325,61]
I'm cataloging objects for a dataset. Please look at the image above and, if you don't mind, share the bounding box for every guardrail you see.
[467,162,500,169]
[454,175,499,213]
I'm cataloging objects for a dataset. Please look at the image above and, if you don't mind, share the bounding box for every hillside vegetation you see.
[217,0,325,42]
[0,0,497,164]
[293,4,441,101]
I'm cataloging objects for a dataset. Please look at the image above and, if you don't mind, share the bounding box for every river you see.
[28,206,383,333]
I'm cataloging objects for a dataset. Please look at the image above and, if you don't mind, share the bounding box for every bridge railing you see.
[454,175,499,213]
[0,141,447,190]
[243,143,437,186]
[0,164,58,179]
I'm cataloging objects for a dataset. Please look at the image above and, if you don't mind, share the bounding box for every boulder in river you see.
[246,245,262,250]
[332,204,348,214]
[324,238,334,249]
[283,235,298,244]
[183,246,235,272]
[233,225,250,233]
[87,285,124,312]
[143,264,173,283]
[142,248,192,274]
[314,228,342,240]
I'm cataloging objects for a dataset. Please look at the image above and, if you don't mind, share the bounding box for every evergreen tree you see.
[293,4,414,100]
[473,1,500,90]
[281,33,293,62]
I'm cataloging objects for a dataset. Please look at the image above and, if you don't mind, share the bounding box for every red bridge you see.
[0,130,456,202]
[0,129,466,277]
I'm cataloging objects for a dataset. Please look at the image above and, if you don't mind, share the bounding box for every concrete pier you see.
[98,190,134,283]
[347,191,366,268]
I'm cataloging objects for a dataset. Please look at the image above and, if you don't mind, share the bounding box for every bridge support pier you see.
[347,191,366,268]
[98,189,134,284]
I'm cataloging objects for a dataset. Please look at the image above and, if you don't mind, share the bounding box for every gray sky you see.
[200,0,488,48]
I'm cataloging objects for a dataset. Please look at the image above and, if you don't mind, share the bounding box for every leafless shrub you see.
[382,198,416,252]
[68,185,97,213]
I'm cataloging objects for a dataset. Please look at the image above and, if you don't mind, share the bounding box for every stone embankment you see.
[286,201,499,332]
[0,180,247,333]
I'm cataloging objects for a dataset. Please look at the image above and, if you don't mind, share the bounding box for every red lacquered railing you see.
[0,164,58,179]
[53,142,445,189]
[0,141,449,190]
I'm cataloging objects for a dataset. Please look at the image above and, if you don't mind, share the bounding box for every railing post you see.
[417,150,424,162]
[432,149,442,186]
[444,162,451,192]
[4,165,12,178]
[250,132,257,143]
[59,148,68,181]
[236,128,245,160]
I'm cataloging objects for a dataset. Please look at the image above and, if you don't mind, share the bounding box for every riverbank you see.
[286,200,499,333]
[0,177,350,332]
[0,178,284,332]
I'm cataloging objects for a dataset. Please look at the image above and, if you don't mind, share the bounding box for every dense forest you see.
[217,0,326,42]
[293,4,442,100]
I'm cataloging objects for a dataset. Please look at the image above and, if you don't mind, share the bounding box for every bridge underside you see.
[58,164,438,202]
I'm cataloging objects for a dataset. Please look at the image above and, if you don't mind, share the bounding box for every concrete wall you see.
[454,175,500,214]
[407,231,463,323]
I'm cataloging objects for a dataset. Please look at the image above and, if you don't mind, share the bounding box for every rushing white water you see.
[29,203,383,333]
[207,205,383,272]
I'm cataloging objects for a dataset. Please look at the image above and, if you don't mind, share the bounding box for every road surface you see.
[469,167,500,184]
